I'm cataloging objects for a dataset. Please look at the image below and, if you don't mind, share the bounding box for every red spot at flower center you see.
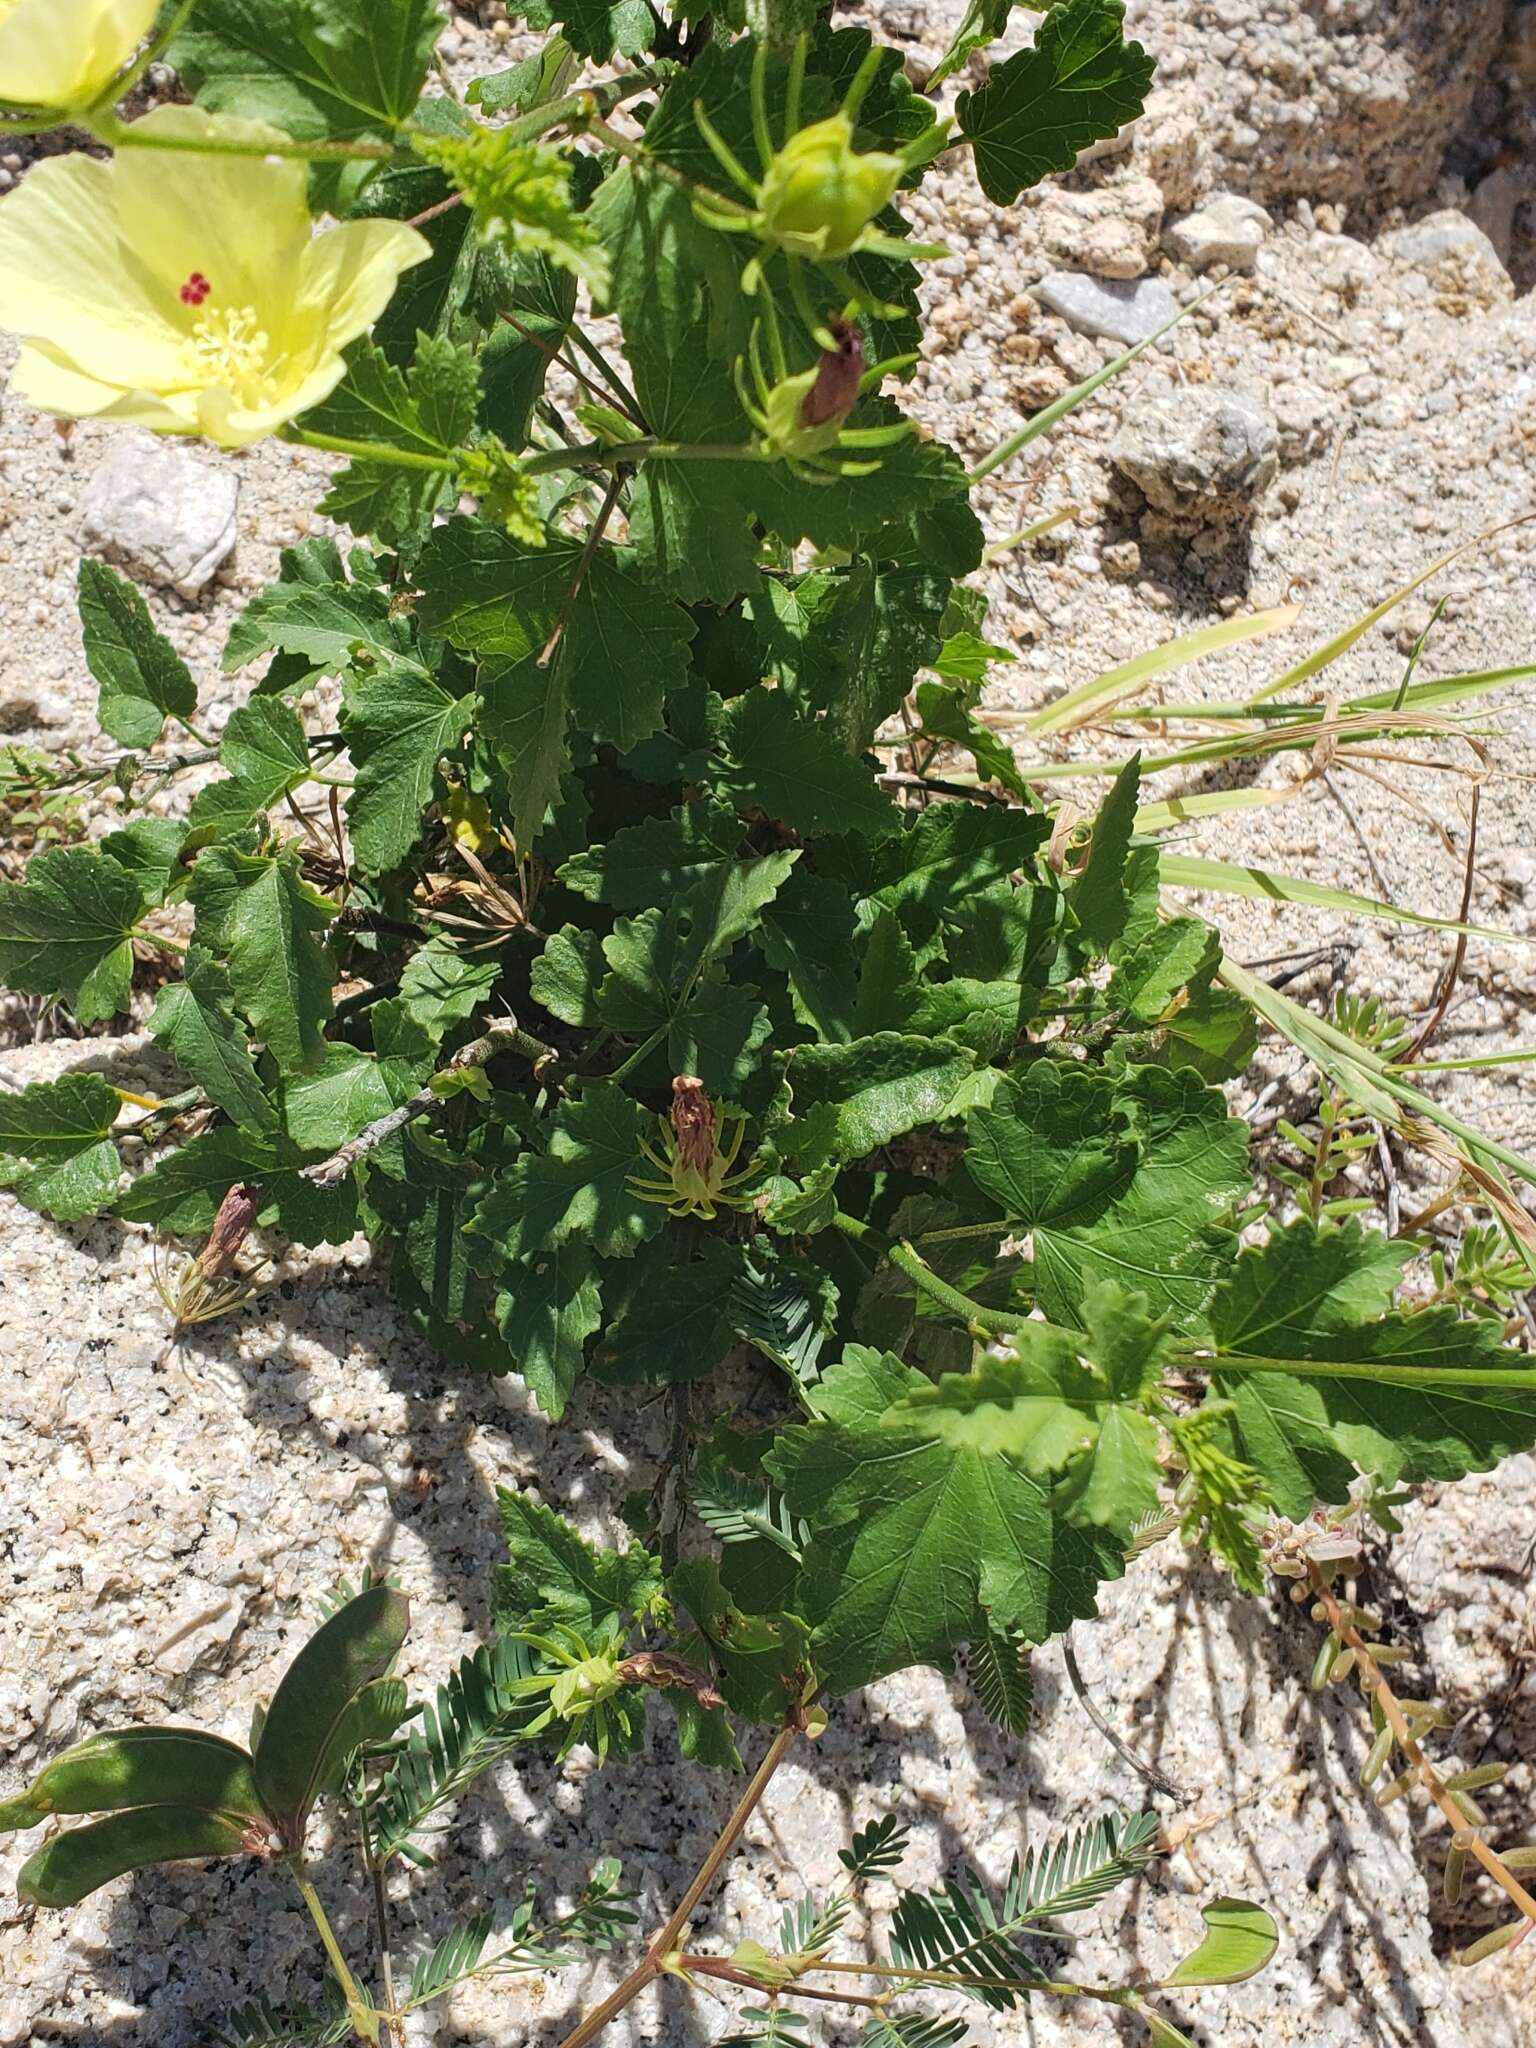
[179,271,212,308]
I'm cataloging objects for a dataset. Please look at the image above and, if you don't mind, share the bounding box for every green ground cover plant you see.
[2,0,1535,2039]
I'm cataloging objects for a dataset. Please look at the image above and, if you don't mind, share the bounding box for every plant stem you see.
[838,1214,1536,1393]
[301,1020,557,1187]
[679,1956,882,2008]
[831,1211,1029,1335]
[649,1721,801,1962]
[92,110,396,160]
[1307,1567,1536,1942]
[369,1860,397,2048]
[281,429,457,473]
[289,1858,381,2046]
[1200,1351,1536,1393]
[554,1718,804,2048]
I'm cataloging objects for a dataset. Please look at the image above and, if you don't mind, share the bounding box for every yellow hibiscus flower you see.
[0,106,431,449]
[0,0,157,113]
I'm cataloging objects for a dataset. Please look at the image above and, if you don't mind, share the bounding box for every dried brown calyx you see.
[800,318,865,429]
[670,1075,717,1177]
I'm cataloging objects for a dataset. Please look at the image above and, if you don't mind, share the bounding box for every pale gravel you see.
[1,1,1534,2041]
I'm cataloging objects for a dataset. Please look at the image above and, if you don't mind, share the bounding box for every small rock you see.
[1035,271,1177,345]
[1466,165,1519,265]
[1101,539,1142,580]
[1110,386,1279,522]
[1034,176,1164,279]
[1013,364,1070,409]
[1132,100,1201,211]
[1162,191,1271,271]
[1380,208,1512,306]
[77,435,239,599]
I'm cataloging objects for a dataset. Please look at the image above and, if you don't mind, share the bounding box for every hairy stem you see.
[554,1717,804,2048]
[1307,1567,1536,1942]
[301,1020,557,1187]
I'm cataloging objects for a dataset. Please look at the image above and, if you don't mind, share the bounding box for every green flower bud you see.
[757,114,903,259]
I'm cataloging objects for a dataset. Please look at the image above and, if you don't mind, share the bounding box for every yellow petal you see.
[290,217,434,360]
[0,0,157,111]
[0,153,186,388]
[11,341,198,433]
[110,104,313,314]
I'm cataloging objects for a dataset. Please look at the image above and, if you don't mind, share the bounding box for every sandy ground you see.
[1,1,1534,2042]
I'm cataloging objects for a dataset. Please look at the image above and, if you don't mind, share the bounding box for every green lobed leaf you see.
[478,653,570,851]
[767,1346,1122,1690]
[956,0,1155,205]
[223,538,411,687]
[559,801,744,908]
[188,697,313,840]
[341,661,476,873]
[888,1285,1168,1539]
[594,1238,744,1386]
[397,938,500,1041]
[469,1085,663,1262]
[174,0,442,191]
[281,1040,423,1152]
[517,0,654,61]
[307,337,478,549]
[0,847,144,1024]
[418,523,696,822]
[496,1244,604,1419]
[495,1489,662,1637]
[1211,1221,1536,1516]
[78,558,198,748]
[717,691,896,840]
[147,957,270,1131]
[967,1062,1248,1332]
[1067,751,1142,954]
[779,1033,977,1171]
[99,818,187,910]
[0,1072,122,1222]
[188,846,336,1073]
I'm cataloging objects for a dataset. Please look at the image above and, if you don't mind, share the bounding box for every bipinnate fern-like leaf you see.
[862,2014,968,2048]
[966,1626,1034,1737]
[692,1460,806,1558]
[840,1812,912,1881]
[374,1636,547,1861]
[209,1992,349,2048]
[408,1913,494,2003]
[889,1810,1159,2007]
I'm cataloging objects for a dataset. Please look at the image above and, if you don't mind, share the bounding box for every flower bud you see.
[800,319,865,430]
[758,115,903,259]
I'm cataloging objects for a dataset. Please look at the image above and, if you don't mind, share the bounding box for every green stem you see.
[501,67,677,152]
[808,1954,1132,2004]
[91,109,396,160]
[831,1211,1029,1336]
[842,1212,1536,1395]
[520,437,764,477]
[290,1859,381,2046]
[1196,1351,1536,1393]
[281,428,457,473]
